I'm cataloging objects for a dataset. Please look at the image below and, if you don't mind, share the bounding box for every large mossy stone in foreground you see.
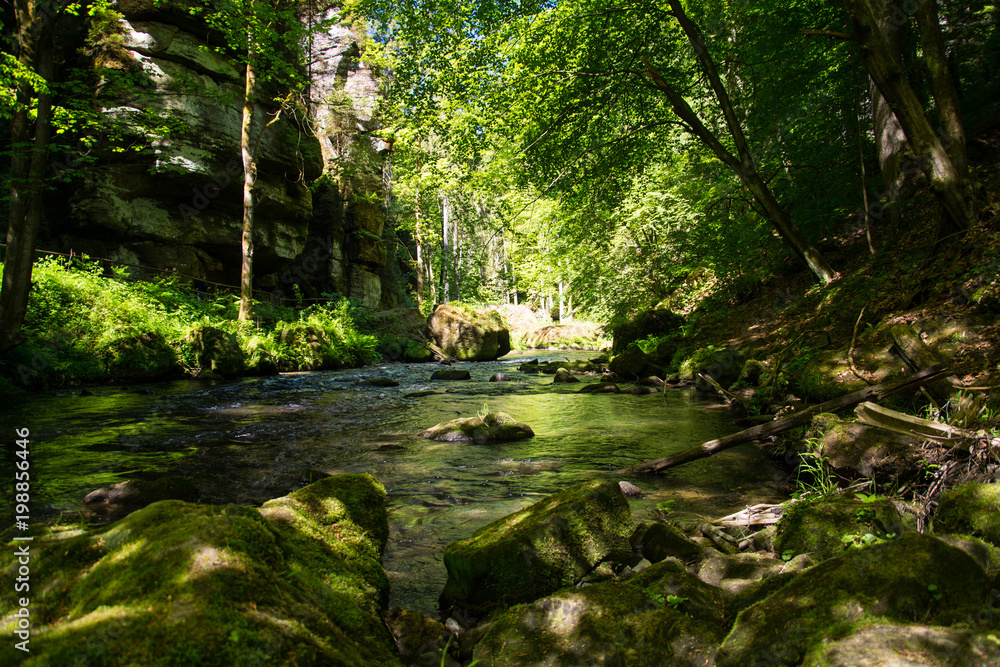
[774,496,909,562]
[440,480,635,615]
[472,579,724,667]
[717,533,994,667]
[420,412,534,443]
[936,482,1000,548]
[0,475,400,667]
[801,623,1000,666]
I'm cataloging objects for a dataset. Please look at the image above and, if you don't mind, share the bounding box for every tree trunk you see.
[653,1,838,284]
[869,0,917,229]
[414,185,424,306]
[238,59,257,322]
[844,0,975,233]
[453,208,460,301]
[0,3,58,352]
[915,0,967,179]
[441,194,450,303]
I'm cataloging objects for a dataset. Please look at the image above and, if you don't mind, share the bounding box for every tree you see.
[843,0,976,233]
[195,0,320,321]
[0,0,69,352]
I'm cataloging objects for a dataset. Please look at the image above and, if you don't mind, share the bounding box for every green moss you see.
[441,481,635,614]
[936,483,1000,547]
[420,412,535,443]
[0,475,400,666]
[717,533,995,666]
[775,496,906,562]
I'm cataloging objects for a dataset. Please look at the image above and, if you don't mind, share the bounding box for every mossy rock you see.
[805,413,924,482]
[793,345,905,403]
[801,623,1000,666]
[440,480,635,615]
[935,482,1000,548]
[103,331,179,381]
[553,368,580,383]
[277,323,341,370]
[0,474,399,666]
[630,521,703,564]
[717,533,995,667]
[471,579,723,667]
[420,412,534,443]
[378,334,433,363]
[678,347,743,392]
[608,345,650,378]
[430,369,472,380]
[425,304,510,361]
[626,558,731,627]
[774,496,908,562]
[697,552,812,595]
[180,325,245,377]
[579,382,621,394]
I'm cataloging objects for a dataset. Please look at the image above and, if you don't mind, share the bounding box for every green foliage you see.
[0,258,379,391]
[792,448,838,498]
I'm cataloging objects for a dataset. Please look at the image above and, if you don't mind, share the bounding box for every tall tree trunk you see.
[0,2,58,352]
[870,0,917,229]
[452,206,460,301]
[441,194,450,303]
[915,0,967,178]
[844,0,975,233]
[656,0,838,284]
[238,60,257,322]
[414,185,424,306]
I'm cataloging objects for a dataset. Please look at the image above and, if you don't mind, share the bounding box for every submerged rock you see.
[420,412,534,444]
[431,369,472,381]
[440,480,635,615]
[1,474,401,666]
[82,477,199,510]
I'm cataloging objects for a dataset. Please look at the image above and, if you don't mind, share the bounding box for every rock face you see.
[45,2,400,308]
[420,412,534,443]
[425,305,511,361]
[440,480,635,615]
[0,474,401,666]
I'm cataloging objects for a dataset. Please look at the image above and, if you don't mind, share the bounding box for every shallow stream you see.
[0,350,788,615]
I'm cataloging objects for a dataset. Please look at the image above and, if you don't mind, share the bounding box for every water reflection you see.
[0,350,787,615]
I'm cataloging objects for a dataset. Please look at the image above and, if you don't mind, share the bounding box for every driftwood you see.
[626,366,951,474]
[854,401,977,446]
[713,503,788,527]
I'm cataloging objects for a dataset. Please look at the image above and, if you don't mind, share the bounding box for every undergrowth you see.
[0,256,379,393]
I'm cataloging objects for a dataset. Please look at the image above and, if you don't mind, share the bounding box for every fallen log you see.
[626,366,951,474]
[854,401,976,445]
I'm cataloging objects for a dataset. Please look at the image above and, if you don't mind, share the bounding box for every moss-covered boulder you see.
[717,533,995,666]
[430,369,471,380]
[802,624,1000,667]
[0,474,400,666]
[420,412,534,443]
[180,325,245,377]
[277,323,342,370]
[679,347,743,393]
[696,552,811,595]
[379,334,434,363]
[426,304,510,361]
[471,579,723,667]
[608,345,650,378]
[553,368,580,383]
[440,481,636,615]
[580,382,622,394]
[936,482,1000,547]
[630,521,703,564]
[805,413,923,482]
[774,496,908,562]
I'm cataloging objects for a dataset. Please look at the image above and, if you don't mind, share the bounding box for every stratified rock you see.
[553,368,580,383]
[180,325,245,377]
[0,475,401,666]
[935,482,1000,548]
[425,304,511,361]
[717,533,993,667]
[420,413,534,444]
[431,369,472,381]
[440,480,635,615]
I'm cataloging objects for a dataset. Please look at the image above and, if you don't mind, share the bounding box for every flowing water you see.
[0,350,788,616]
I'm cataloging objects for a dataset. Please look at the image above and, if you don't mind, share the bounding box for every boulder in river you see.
[425,304,511,361]
[608,345,650,378]
[1,474,401,666]
[553,368,580,383]
[420,412,534,444]
[579,382,621,394]
[440,480,635,615]
[488,372,511,382]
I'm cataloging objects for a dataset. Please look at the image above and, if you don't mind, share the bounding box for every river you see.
[0,350,788,615]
